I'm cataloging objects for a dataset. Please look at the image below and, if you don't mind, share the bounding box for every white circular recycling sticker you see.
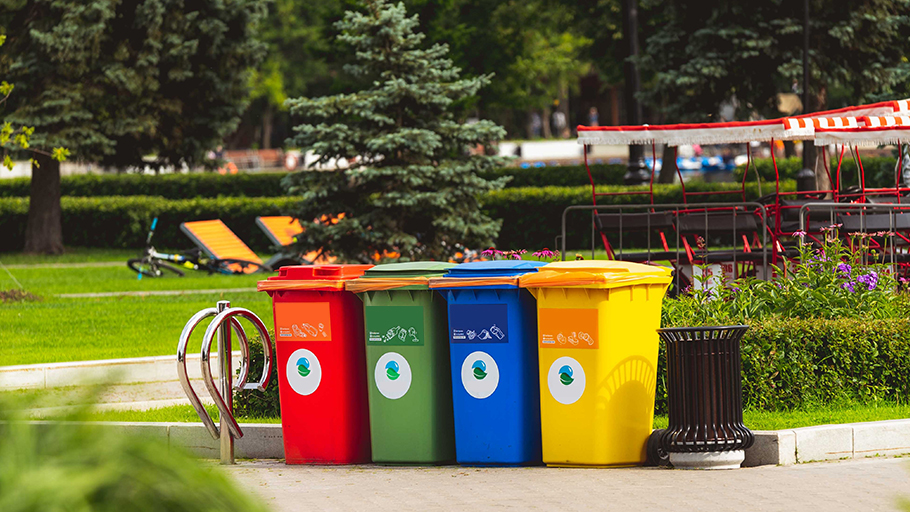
[460,351,500,399]
[374,352,412,400]
[547,356,586,405]
[286,348,322,396]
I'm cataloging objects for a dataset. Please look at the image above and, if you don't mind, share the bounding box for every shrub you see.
[654,318,910,414]
[232,335,281,419]
[0,393,268,512]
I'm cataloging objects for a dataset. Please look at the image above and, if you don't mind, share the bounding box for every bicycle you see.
[127,218,270,278]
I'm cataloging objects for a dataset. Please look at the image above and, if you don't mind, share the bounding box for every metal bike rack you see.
[177,300,273,464]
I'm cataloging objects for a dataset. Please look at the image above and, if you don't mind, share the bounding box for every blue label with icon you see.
[450,304,508,344]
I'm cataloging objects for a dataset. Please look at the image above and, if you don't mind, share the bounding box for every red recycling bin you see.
[258,264,374,464]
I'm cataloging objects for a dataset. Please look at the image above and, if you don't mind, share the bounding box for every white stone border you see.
[0,352,242,390]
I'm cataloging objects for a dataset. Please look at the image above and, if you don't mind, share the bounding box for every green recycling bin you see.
[346,261,456,464]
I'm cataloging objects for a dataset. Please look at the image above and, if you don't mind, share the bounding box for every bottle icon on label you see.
[301,323,318,337]
[578,331,593,346]
[490,324,505,340]
[383,327,398,343]
[318,322,327,337]
[292,324,307,338]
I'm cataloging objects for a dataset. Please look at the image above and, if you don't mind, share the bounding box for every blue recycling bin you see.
[429,260,546,465]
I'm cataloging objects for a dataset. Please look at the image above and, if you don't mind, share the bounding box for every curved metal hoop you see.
[200,308,274,440]
[177,308,249,439]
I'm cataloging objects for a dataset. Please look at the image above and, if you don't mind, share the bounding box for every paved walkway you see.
[227,457,910,511]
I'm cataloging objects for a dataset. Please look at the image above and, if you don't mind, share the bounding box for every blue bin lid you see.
[445,260,547,278]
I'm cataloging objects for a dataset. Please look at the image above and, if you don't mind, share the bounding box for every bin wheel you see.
[646,429,670,467]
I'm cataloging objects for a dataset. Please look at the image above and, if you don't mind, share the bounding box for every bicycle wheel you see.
[210,258,271,275]
[127,258,186,278]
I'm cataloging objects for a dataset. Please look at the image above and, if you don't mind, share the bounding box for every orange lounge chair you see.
[255,216,335,269]
[180,219,268,274]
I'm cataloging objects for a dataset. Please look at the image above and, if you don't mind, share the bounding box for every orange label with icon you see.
[538,308,598,349]
[275,302,332,341]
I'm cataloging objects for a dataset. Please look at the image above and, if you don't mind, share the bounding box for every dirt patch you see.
[0,289,42,303]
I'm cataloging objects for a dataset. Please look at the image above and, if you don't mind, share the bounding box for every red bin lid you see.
[258,264,374,292]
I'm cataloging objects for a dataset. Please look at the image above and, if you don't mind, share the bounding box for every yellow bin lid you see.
[518,260,672,289]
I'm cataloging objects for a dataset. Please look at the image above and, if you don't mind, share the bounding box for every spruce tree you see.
[284,0,507,263]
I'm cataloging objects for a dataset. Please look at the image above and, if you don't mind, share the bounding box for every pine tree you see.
[284,0,507,263]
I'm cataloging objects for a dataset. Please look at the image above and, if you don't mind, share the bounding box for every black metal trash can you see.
[656,325,754,469]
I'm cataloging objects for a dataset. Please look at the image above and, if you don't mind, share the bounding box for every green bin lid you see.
[362,261,455,279]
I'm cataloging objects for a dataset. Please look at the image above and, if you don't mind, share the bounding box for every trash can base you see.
[669,450,744,470]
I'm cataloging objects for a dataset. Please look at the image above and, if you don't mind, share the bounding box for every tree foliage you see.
[638,0,910,121]
[284,0,507,262]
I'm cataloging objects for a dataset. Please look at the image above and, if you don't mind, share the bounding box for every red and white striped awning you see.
[814,116,910,146]
[577,98,910,146]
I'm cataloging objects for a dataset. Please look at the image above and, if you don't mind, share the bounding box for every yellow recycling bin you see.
[519,260,672,467]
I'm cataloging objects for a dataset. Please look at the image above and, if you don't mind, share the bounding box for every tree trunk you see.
[541,105,552,139]
[809,86,830,193]
[262,103,273,150]
[783,140,796,158]
[557,83,570,138]
[24,153,64,254]
[658,144,678,184]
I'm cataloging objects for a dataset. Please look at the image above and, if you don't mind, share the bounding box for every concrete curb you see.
[743,419,910,466]
[0,353,242,390]
[21,418,910,465]
[28,421,283,459]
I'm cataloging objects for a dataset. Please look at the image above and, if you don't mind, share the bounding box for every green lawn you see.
[0,264,264,296]
[653,401,910,431]
[1,292,274,365]
[87,404,281,424]
[0,247,137,265]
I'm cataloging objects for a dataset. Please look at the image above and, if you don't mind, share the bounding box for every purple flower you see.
[856,271,879,291]
[836,263,852,276]
[533,248,555,259]
[481,247,504,257]
[792,230,807,237]
[841,281,856,293]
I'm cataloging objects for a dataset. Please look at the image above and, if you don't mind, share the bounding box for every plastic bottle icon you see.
[301,323,318,337]
[490,324,505,340]
[578,331,593,346]
[383,327,398,343]
[292,324,307,338]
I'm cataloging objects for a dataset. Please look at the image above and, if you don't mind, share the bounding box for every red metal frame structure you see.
[575,99,910,273]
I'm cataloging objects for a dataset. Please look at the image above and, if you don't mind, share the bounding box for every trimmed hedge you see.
[484,180,797,250]
[0,180,796,252]
[0,196,299,252]
[734,155,901,190]
[0,173,289,199]
[652,318,910,414]
[0,164,627,199]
